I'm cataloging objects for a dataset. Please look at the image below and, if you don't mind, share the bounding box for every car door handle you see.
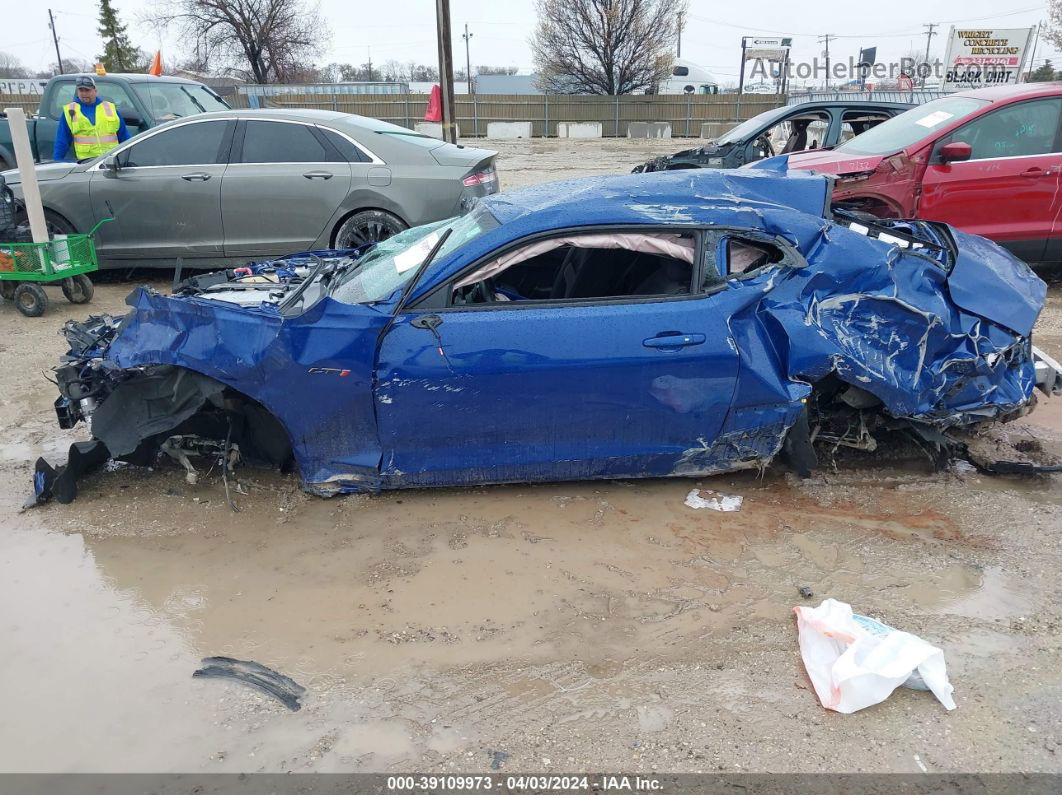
[303,171,333,180]
[180,172,211,181]
[643,333,705,349]
[1021,167,1046,178]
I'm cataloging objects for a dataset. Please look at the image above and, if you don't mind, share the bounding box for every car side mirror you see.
[120,109,143,127]
[939,141,972,164]
[100,156,120,177]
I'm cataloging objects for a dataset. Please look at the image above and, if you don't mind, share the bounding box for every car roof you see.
[64,73,206,86]
[152,107,417,130]
[952,81,1062,102]
[482,168,831,226]
[784,100,915,111]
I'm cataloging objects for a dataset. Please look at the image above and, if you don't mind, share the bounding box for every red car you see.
[774,83,1062,265]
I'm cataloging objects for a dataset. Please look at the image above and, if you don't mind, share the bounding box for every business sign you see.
[745,37,792,62]
[0,79,48,95]
[942,27,1035,90]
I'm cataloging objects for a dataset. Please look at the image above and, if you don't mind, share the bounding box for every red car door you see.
[919,97,1062,262]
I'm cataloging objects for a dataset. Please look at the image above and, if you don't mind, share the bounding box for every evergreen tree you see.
[1028,60,1057,82]
[97,0,142,72]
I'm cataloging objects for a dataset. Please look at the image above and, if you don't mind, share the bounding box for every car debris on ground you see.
[192,656,306,712]
[684,488,743,511]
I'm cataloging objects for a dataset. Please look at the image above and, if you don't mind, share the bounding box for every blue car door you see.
[372,229,747,487]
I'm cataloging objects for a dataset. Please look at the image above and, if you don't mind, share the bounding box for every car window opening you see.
[451,233,695,305]
[727,239,785,275]
[839,111,891,144]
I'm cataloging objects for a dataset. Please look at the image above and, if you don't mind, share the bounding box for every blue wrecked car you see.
[39,168,1061,503]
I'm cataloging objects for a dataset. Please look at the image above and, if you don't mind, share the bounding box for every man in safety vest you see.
[52,76,131,162]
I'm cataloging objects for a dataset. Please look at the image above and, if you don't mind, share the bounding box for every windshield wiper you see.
[181,86,208,114]
[393,227,453,315]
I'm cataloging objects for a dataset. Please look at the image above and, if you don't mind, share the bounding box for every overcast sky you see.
[5,0,1058,84]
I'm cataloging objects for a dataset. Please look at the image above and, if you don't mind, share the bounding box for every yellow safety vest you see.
[64,101,120,160]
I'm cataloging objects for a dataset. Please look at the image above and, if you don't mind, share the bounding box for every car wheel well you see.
[14,205,78,238]
[330,207,408,247]
[92,366,299,476]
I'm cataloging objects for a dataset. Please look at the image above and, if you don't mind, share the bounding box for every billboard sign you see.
[0,79,49,95]
[745,37,792,62]
[942,27,1036,90]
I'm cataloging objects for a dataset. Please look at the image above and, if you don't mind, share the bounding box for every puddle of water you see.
[23,466,1010,686]
[934,567,1034,622]
[331,721,416,760]
[0,524,211,771]
[0,460,1052,771]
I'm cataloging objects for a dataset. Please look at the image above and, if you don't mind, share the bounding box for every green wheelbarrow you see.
[0,218,113,317]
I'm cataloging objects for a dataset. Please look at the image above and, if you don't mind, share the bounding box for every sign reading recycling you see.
[942,26,1036,90]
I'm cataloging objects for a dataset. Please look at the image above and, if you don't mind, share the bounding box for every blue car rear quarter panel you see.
[94,169,1043,492]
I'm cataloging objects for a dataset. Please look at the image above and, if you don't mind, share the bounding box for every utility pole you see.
[676,11,684,58]
[367,47,373,81]
[921,23,937,87]
[48,9,64,74]
[462,24,473,95]
[435,0,458,144]
[818,34,833,89]
[1026,21,1042,82]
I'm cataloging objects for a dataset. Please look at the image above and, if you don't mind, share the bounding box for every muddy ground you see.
[1,138,1061,775]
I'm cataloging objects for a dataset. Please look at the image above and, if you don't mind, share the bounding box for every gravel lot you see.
[1,138,1060,776]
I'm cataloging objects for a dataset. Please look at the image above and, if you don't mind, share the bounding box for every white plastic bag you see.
[793,598,956,713]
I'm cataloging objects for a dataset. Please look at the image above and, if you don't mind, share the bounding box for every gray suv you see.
[3,109,498,269]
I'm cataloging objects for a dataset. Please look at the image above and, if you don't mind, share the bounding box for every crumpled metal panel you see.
[75,169,1043,493]
[106,288,392,491]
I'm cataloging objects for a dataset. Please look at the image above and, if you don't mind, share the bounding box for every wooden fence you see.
[0,93,40,115]
[231,93,784,137]
[2,91,785,137]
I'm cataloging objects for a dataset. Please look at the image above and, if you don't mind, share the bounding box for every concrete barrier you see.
[414,122,460,139]
[701,122,738,140]
[486,121,532,139]
[627,122,672,139]
[556,121,603,138]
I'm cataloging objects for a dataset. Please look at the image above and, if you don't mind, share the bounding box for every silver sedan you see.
[4,109,499,269]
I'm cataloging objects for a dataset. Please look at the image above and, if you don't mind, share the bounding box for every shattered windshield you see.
[834,96,989,156]
[714,107,788,145]
[331,204,499,304]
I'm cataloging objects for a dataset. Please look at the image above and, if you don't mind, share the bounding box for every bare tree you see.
[0,51,28,78]
[152,0,330,83]
[477,65,519,75]
[1048,0,1062,49]
[531,0,684,94]
[381,59,405,82]
[37,57,95,77]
